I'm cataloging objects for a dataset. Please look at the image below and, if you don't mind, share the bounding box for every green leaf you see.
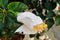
[46,11,56,18]
[8,11,19,17]
[29,34,35,38]
[4,13,22,37]
[7,13,22,31]
[55,15,60,25]
[45,18,54,30]
[8,2,28,12]
[44,2,57,10]
[0,0,8,8]
[0,13,3,19]
[36,33,41,39]
[0,8,3,12]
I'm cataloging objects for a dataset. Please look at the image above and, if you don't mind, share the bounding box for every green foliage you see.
[9,0,60,31]
[0,0,60,38]
[45,18,54,30]
[29,34,35,38]
[0,0,28,37]
[44,1,57,10]
[46,11,56,18]
[0,0,8,8]
[55,15,60,25]
[8,2,28,12]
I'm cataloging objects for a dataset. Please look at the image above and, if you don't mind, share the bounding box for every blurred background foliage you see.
[0,0,60,38]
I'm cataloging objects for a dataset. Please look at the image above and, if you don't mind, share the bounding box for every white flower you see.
[15,12,47,34]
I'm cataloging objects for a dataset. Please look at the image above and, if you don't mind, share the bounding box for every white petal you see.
[16,12,43,34]
[15,25,24,33]
[15,25,36,34]
[32,16,43,25]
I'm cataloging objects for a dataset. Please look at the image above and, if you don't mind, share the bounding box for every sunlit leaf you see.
[8,2,28,12]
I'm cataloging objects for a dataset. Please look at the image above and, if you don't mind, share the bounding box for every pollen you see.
[33,22,48,32]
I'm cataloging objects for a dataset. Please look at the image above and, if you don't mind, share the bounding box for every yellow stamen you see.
[33,22,48,32]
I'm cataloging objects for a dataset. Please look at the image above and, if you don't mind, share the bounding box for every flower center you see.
[33,22,48,32]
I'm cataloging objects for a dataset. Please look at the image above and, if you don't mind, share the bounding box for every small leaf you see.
[36,33,41,39]
[46,11,56,18]
[45,18,54,30]
[0,0,8,8]
[8,2,28,12]
[29,34,35,38]
[55,15,60,25]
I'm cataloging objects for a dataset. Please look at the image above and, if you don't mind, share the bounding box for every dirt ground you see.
[46,25,60,40]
